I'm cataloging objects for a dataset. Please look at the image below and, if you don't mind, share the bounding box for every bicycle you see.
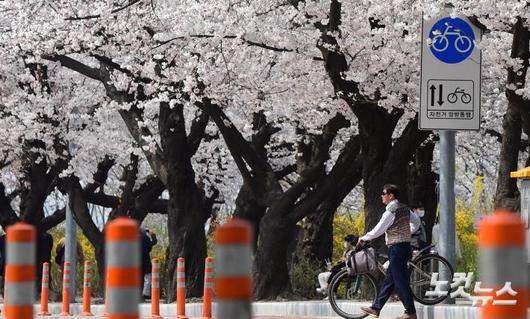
[431,22,473,53]
[328,242,454,319]
[447,87,471,104]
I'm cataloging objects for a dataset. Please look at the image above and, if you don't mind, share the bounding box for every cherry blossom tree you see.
[2,0,529,300]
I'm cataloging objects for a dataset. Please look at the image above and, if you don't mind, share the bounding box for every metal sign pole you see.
[65,196,77,303]
[439,130,456,297]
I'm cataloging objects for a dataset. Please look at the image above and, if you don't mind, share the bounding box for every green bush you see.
[289,255,322,299]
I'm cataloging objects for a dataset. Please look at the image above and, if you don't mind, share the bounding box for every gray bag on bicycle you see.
[346,247,377,275]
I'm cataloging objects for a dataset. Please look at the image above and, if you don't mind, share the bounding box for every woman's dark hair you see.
[383,184,400,198]
[344,234,358,244]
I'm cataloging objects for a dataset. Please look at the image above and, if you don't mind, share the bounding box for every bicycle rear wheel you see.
[328,269,378,319]
[409,254,454,305]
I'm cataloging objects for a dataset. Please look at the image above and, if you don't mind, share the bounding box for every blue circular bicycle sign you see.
[429,17,475,64]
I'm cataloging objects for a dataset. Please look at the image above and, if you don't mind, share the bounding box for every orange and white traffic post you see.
[215,218,253,319]
[176,257,188,319]
[4,223,35,319]
[106,217,140,319]
[479,210,528,319]
[60,261,72,316]
[151,258,161,319]
[202,257,214,319]
[81,260,94,316]
[38,262,51,316]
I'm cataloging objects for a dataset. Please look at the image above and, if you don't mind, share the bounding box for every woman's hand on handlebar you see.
[355,239,366,250]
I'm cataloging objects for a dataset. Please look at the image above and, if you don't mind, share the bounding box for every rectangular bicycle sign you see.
[426,79,475,119]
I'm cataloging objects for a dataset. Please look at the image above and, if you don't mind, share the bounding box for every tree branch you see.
[290,135,362,222]
[85,192,120,208]
[84,156,115,194]
[317,0,361,101]
[44,54,169,185]
[64,0,143,21]
[130,176,166,221]
[282,113,350,202]
[92,54,152,84]
[506,18,530,112]
[275,164,297,179]
[85,175,166,216]
[110,154,139,219]
[187,110,210,156]
[251,111,281,154]
[41,54,106,82]
[384,115,431,174]
[197,98,274,184]
[154,33,322,61]
[39,208,66,232]
[68,176,103,247]
[485,128,529,150]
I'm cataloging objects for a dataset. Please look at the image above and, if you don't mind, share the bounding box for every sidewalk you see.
[31,301,482,318]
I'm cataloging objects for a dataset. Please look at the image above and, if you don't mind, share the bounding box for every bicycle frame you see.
[412,244,435,261]
[440,23,462,37]
[374,244,434,274]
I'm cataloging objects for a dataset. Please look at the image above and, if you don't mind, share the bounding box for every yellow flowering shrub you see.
[454,175,487,274]
[332,211,363,262]
[455,202,478,273]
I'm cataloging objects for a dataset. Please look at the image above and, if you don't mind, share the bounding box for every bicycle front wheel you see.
[328,269,378,319]
[409,254,454,305]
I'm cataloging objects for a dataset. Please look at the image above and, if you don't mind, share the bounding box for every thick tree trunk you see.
[494,106,522,208]
[165,189,207,300]
[407,143,438,243]
[297,150,364,265]
[254,136,361,298]
[297,207,334,265]
[253,127,359,298]
[68,177,105,291]
[19,140,56,225]
[160,103,208,300]
[219,110,279,248]
[253,213,296,299]
[359,112,429,250]
[495,18,529,209]
[0,184,19,231]
[234,182,267,249]
[359,107,402,250]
